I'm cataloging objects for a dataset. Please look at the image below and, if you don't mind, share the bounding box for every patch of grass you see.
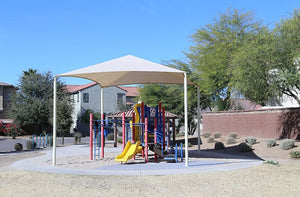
[290,151,300,159]
[264,160,279,166]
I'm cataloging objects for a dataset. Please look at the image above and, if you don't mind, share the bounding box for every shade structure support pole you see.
[197,86,201,151]
[52,76,57,166]
[101,87,104,159]
[184,73,189,167]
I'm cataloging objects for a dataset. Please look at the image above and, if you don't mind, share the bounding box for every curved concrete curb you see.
[12,145,263,176]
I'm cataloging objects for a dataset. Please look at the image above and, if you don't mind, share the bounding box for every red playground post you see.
[145,117,148,163]
[90,113,93,160]
[122,111,125,150]
[163,106,166,150]
[101,113,104,159]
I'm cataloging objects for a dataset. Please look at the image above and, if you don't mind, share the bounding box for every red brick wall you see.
[202,108,300,139]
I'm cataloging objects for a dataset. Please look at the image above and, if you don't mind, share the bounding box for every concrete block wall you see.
[202,107,300,139]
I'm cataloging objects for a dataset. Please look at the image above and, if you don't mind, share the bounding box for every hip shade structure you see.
[53,55,194,167]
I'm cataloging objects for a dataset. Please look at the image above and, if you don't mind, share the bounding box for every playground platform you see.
[12,145,263,176]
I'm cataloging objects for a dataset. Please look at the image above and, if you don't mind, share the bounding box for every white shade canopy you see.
[53,55,192,167]
[57,55,194,87]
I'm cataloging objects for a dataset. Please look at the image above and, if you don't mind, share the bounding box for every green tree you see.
[139,60,209,135]
[270,9,300,105]
[8,69,73,140]
[187,8,262,110]
[231,27,275,105]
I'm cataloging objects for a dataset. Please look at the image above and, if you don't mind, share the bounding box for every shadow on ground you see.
[176,137,264,161]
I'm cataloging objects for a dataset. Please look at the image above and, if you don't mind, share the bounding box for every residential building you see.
[118,86,140,108]
[65,82,126,135]
[0,82,15,124]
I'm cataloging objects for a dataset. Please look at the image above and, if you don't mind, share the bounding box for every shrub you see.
[228,132,238,139]
[226,137,236,144]
[117,131,123,137]
[264,160,279,165]
[176,132,185,137]
[280,139,295,150]
[117,138,122,143]
[74,132,82,144]
[106,133,114,140]
[215,142,225,150]
[207,136,215,143]
[26,141,36,149]
[3,123,24,139]
[214,132,222,138]
[290,151,300,159]
[202,132,211,138]
[266,139,276,148]
[183,142,193,147]
[14,143,23,151]
[238,142,252,152]
[245,137,257,145]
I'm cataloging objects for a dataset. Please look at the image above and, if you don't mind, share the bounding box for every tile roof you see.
[64,82,97,93]
[118,86,140,97]
[0,82,13,86]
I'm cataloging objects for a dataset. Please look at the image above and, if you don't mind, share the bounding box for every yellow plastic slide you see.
[115,141,142,162]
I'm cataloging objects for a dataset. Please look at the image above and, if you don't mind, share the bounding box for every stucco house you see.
[65,82,127,135]
[0,82,15,124]
[118,86,140,108]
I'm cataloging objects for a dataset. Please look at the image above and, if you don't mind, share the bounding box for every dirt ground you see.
[0,135,300,197]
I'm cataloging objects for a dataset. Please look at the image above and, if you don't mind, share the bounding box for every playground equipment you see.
[90,113,120,160]
[115,141,142,162]
[89,101,183,163]
[31,133,52,149]
[115,102,183,163]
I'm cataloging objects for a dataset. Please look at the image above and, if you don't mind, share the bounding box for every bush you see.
[117,131,123,137]
[117,138,122,143]
[266,139,276,148]
[202,132,211,138]
[290,151,300,159]
[226,137,236,144]
[176,132,185,137]
[280,139,295,150]
[215,142,225,150]
[74,132,82,144]
[214,132,222,138]
[245,137,257,145]
[207,136,215,143]
[228,132,238,139]
[26,140,36,149]
[14,143,23,151]
[106,133,114,140]
[183,142,193,147]
[238,142,252,152]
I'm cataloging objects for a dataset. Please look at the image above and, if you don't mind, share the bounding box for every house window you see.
[117,93,125,105]
[83,93,89,103]
[3,89,12,101]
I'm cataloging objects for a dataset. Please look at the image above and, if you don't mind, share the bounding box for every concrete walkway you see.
[12,145,263,176]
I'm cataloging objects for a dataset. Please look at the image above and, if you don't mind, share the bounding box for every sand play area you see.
[1,136,300,196]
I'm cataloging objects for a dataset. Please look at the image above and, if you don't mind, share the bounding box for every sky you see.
[1,0,300,86]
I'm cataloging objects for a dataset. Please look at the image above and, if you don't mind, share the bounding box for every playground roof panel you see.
[107,108,179,119]
[57,55,194,87]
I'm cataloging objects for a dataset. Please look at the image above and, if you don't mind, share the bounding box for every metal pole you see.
[197,86,201,151]
[184,73,189,167]
[100,87,104,158]
[52,76,57,166]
